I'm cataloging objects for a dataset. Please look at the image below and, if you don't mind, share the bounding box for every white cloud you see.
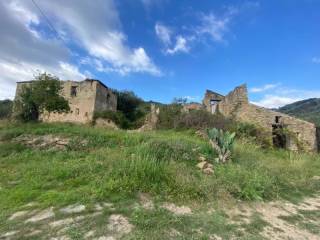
[0,1,88,100]
[312,57,320,64]
[166,36,189,55]
[196,12,231,42]
[183,96,201,102]
[251,95,301,109]
[251,87,320,108]
[19,0,161,76]
[0,0,162,99]
[155,8,236,55]
[250,83,280,93]
[155,23,172,45]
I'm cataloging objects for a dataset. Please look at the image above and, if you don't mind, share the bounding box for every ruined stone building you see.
[14,79,117,123]
[203,85,318,152]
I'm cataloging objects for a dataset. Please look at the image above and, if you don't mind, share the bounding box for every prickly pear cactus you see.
[207,128,236,163]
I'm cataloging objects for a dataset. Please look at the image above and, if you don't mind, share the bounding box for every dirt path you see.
[1,194,319,239]
[225,194,320,239]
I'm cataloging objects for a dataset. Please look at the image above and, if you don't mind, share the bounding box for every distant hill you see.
[277,98,320,126]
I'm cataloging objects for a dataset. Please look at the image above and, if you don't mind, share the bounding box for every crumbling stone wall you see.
[203,84,318,152]
[14,79,117,124]
[182,103,203,112]
[218,84,249,117]
[138,104,160,131]
[94,81,117,112]
[236,103,317,151]
[203,90,224,112]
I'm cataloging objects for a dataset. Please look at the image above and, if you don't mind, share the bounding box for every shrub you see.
[0,100,13,119]
[14,73,69,122]
[175,110,234,130]
[207,128,236,163]
[232,122,272,148]
[110,90,151,129]
[94,110,129,129]
[157,103,182,129]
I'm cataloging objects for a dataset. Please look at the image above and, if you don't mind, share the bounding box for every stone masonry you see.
[203,84,318,152]
[14,79,117,124]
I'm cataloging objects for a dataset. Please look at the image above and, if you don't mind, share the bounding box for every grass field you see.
[0,122,319,239]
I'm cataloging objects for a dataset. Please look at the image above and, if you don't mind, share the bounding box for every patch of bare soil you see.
[107,214,133,238]
[138,193,154,210]
[25,207,55,223]
[162,202,192,215]
[226,194,320,240]
[13,134,87,150]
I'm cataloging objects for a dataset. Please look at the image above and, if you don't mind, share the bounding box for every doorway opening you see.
[272,116,287,149]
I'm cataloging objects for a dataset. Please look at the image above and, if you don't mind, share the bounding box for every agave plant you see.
[207,128,236,163]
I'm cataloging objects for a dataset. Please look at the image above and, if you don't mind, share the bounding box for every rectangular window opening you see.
[71,86,77,97]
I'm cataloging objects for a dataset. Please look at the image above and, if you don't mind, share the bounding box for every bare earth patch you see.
[226,194,320,239]
[162,203,192,215]
[138,193,154,210]
[25,207,55,223]
[60,204,86,214]
[8,210,29,221]
[107,214,133,237]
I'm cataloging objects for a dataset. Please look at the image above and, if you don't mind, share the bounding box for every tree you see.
[0,99,13,119]
[113,90,144,121]
[15,73,70,121]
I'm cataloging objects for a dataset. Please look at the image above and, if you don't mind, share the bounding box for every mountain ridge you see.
[277,98,320,126]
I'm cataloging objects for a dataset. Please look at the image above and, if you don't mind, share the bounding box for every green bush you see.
[157,103,182,129]
[94,110,129,129]
[232,122,272,148]
[14,73,69,122]
[0,100,13,119]
[174,110,228,130]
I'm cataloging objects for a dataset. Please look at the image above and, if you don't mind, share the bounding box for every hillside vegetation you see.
[278,98,320,126]
[0,122,319,239]
[0,100,13,119]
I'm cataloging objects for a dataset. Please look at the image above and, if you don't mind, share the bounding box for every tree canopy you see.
[15,73,70,121]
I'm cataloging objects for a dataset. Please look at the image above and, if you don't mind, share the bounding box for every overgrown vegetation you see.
[0,99,12,119]
[14,73,70,122]
[0,122,319,208]
[95,90,152,129]
[208,128,236,163]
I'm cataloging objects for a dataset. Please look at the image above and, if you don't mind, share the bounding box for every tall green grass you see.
[0,122,319,214]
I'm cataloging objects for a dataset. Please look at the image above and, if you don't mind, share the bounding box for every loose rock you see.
[197,161,208,170]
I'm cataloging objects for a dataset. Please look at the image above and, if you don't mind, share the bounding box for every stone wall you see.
[138,104,160,131]
[218,84,249,117]
[215,84,317,152]
[94,81,117,112]
[14,79,117,124]
[237,103,317,151]
[203,90,224,112]
[182,103,203,112]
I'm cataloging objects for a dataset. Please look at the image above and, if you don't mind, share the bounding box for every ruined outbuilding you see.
[203,85,318,152]
[14,79,117,124]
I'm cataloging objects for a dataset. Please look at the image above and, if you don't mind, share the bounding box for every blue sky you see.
[1,0,320,108]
